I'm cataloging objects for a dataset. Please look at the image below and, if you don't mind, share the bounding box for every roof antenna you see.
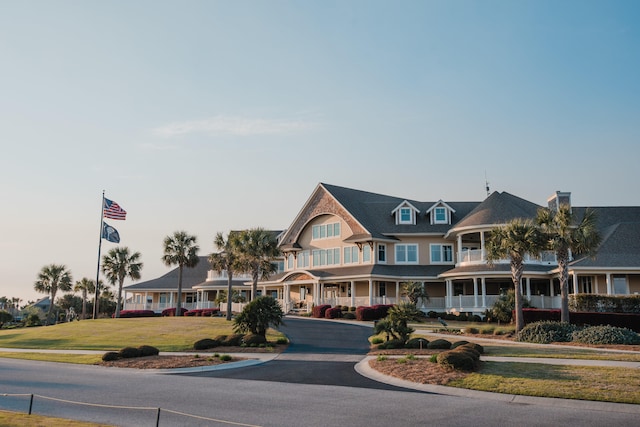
[484,171,490,197]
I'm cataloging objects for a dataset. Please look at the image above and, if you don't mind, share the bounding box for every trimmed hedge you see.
[117,310,156,318]
[119,347,142,358]
[518,321,577,344]
[138,345,160,357]
[325,307,343,319]
[522,309,640,332]
[427,339,452,349]
[242,333,267,346]
[405,337,429,349]
[161,307,188,317]
[194,338,220,350]
[312,305,331,318]
[185,308,221,317]
[102,351,120,362]
[356,304,394,321]
[572,325,640,345]
[569,294,640,313]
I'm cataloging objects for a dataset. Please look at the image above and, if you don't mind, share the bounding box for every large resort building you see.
[124,183,640,315]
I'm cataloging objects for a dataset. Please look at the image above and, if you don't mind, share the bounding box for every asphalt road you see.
[1,317,639,426]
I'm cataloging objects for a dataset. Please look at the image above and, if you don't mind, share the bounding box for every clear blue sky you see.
[1,1,639,303]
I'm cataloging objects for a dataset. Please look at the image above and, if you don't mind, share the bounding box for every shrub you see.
[451,340,470,349]
[194,338,220,350]
[161,307,188,317]
[243,333,267,346]
[119,347,142,358]
[427,339,452,349]
[404,337,429,349]
[342,312,356,320]
[436,351,476,371]
[312,304,331,318]
[222,334,244,346]
[276,337,288,345]
[356,306,375,321]
[377,339,405,349]
[517,321,576,344]
[427,311,439,318]
[461,342,484,354]
[371,337,384,345]
[233,296,284,337]
[377,355,388,361]
[341,306,349,312]
[219,354,232,361]
[572,325,640,345]
[468,315,482,323]
[465,327,480,334]
[102,351,120,362]
[118,310,156,318]
[138,345,160,357]
[479,325,495,334]
[325,307,343,319]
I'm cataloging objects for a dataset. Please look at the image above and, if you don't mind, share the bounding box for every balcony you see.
[457,249,557,266]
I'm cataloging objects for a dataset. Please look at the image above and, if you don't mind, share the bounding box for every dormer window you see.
[426,200,455,225]
[392,201,419,225]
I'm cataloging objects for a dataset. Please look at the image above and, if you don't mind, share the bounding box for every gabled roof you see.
[425,200,456,214]
[307,183,478,239]
[448,191,541,234]
[391,200,420,215]
[571,221,640,269]
[124,256,211,291]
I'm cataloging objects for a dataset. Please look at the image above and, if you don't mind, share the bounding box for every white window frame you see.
[395,244,419,264]
[430,244,454,264]
[434,207,448,224]
[312,222,341,241]
[399,207,413,224]
[363,244,371,263]
[344,246,359,264]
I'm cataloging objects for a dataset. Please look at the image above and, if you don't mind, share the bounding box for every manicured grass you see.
[0,410,113,426]
[0,352,102,364]
[0,317,285,351]
[448,362,640,404]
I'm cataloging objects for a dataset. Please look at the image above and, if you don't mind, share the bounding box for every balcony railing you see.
[458,250,557,266]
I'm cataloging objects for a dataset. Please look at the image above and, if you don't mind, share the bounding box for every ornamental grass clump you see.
[517,321,576,344]
[572,325,640,345]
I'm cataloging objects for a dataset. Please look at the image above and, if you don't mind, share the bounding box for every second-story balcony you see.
[457,249,557,266]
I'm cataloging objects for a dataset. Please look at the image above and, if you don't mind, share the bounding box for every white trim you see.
[395,243,419,264]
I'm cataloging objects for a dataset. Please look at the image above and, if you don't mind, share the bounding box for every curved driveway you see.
[182,316,415,391]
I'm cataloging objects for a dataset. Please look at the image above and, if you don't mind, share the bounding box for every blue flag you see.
[102,222,120,243]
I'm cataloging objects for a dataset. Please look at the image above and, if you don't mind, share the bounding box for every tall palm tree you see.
[162,231,199,317]
[34,264,73,325]
[209,232,242,321]
[73,278,96,320]
[102,247,143,318]
[486,219,544,333]
[232,228,281,301]
[536,205,601,323]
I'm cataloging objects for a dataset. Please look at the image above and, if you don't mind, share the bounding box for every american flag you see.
[103,198,127,220]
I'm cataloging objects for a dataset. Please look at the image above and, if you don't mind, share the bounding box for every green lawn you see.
[0,317,284,351]
[449,362,640,404]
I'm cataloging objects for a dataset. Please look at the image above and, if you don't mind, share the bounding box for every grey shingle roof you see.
[449,191,541,231]
[571,222,640,268]
[320,183,478,239]
[124,256,211,291]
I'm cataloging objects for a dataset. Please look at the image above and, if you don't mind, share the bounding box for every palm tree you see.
[402,281,430,307]
[34,264,73,325]
[486,219,544,333]
[102,247,143,318]
[536,205,601,323]
[232,228,281,301]
[209,232,243,321]
[73,278,96,320]
[162,231,199,317]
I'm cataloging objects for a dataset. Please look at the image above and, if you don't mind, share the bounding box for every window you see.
[287,254,294,269]
[313,248,340,266]
[344,246,359,264]
[400,207,412,223]
[363,244,371,262]
[378,244,386,263]
[430,244,453,263]
[298,251,310,268]
[379,282,386,297]
[396,244,418,263]
[312,222,340,240]
[434,207,447,223]
[273,260,285,273]
[578,276,593,294]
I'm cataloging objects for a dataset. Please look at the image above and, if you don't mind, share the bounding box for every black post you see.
[28,394,33,415]
[156,407,161,427]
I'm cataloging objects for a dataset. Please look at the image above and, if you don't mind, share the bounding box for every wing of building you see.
[124,183,640,315]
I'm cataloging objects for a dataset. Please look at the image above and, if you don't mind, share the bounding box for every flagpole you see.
[93,190,105,319]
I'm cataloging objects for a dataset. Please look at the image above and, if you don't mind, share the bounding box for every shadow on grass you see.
[478,361,580,381]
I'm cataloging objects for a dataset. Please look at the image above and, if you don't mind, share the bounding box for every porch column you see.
[320,282,325,304]
[480,231,486,260]
[144,292,149,309]
[573,272,579,294]
[368,279,373,306]
[526,277,531,300]
[284,284,290,311]
[457,234,463,263]
[396,281,400,304]
[350,281,355,307]
[549,279,554,297]
[606,273,612,295]
[481,278,486,308]
[594,276,599,294]
[445,280,452,308]
[473,278,478,307]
